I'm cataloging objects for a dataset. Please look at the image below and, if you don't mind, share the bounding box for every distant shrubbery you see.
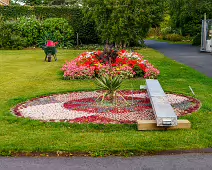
[0,19,27,49]
[0,16,75,49]
[0,6,99,49]
[39,18,74,48]
[0,3,165,49]
[16,16,41,47]
[148,0,212,45]
[192,33,201,46]
[163,34,183,42]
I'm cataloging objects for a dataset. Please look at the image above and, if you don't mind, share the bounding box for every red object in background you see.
[46,40,55,47]
[54,41,59,46]
[46,40,58,47]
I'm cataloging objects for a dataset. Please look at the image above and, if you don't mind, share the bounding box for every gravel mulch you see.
[12,90,201,124]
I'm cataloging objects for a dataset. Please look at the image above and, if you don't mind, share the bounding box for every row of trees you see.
[168,0,212,36]
[9,0,212,47]
[11,0,81,6]
[83,0,164,47]
[9,0,165,47]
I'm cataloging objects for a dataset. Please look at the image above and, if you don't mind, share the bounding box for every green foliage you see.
[40,18,74,48]
[148,27,162,38]
[74,11,101,45]
[0,6,71,20]
[0,151,12,156]
[49,0,83,6]
[24,0,47,5]
[37,32,56,47]
[83,0,165,47]
[16,16,41,47]
[0,6,99,45]
[0,20,27,49]
[95,75,123,103]
[160,27,172,35]
[0,16,75,49]
[168,0,212,36]
[133,65,144,77]
[192,33,201,46]
[160,14,172,35]
[16,0,83,6]
[72,44,104,50]
[163,34,183,42]
[95,75,122,92]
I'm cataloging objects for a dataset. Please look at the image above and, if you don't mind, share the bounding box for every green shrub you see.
[16,16,41,47]
[0,6,101,45]
[163,34,183,42]
[192,33,201,46]
[40,18,74,48]
[148,27,161,37]
[0,20,27,49]
[133,65,144,77]
[161,27,172,35]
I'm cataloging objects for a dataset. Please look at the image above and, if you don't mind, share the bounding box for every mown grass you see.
[146,37,193,45]
[0,48,211,156]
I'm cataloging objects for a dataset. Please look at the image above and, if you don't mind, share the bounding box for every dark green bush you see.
[16,16,41,47]
[192,33,201,46]
[9,35,28,50]
[0,6,100,45]
[72,44,104,50]
[39,18,74,48]
[133,65,144,77]
[0,20,27,49]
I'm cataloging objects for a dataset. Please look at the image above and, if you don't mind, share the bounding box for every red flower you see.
[128,60,137,67]
[115,57,128,65]
[96,50,102,56]
[139,63,147,72]
[120,50,126,54]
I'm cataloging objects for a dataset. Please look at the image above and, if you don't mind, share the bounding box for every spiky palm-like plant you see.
[95,75,123,104]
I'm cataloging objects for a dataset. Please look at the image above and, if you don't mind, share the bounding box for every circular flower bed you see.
[61,50,160,79]
[12,91,201,124]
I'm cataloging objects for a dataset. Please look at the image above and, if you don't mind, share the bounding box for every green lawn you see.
[146,37,193,45]
[0,48,211,156]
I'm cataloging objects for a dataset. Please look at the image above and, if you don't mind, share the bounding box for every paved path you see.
[145,40,212,77]
[1,153,212,170]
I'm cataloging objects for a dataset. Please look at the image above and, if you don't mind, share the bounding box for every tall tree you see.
[168,0,212,36]
[83,0,164,47]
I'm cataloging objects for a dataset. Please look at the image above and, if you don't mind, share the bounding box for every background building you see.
[0,0,10,5]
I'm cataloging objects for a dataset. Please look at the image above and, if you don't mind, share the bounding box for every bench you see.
[145,79,177,127]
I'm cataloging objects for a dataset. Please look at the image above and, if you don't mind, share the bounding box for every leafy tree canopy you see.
[168,0,212,36]
[82,0,165,47]
[11,0,82,6]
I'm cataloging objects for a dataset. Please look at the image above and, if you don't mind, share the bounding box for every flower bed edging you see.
[11,91,201,124]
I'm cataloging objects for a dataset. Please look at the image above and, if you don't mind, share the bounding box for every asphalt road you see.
[1,153,212,170]
[145,40,212,77]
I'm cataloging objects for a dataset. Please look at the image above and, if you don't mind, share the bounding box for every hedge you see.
[0,6,99,45]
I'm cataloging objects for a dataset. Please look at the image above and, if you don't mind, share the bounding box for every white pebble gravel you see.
[13,91,199,123]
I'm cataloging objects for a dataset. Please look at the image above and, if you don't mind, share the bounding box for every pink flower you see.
[61,50,160,79]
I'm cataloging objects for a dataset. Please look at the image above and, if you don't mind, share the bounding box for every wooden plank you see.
[137,120,191,131]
